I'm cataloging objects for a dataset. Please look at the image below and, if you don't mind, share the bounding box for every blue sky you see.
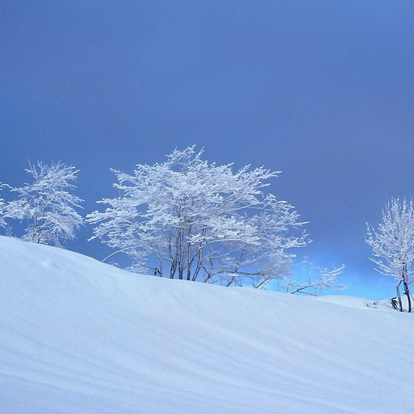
[1,1,414,299]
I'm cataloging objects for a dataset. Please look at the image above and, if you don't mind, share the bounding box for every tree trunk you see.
[191,248,204,281]
[396,281,403,312]
[178,263,184,279]
[403,280,412,313]
[170,260,177,279]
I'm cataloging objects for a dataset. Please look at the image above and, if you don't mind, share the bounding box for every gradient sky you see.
[1,1,414,299]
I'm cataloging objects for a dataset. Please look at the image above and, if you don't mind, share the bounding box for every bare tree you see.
[88,146,308,287]
[366,198,414,312]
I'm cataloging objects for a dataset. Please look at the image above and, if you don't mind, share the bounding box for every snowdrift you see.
[0,236,413,414]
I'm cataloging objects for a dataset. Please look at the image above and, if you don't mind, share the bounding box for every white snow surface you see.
[0,236,413,413]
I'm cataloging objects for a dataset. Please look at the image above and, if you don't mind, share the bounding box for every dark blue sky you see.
[2,1,414,299]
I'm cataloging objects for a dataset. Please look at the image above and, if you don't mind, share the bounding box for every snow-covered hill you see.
[0,236,413,414]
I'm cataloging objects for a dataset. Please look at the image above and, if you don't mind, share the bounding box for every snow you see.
[0,236,413,413]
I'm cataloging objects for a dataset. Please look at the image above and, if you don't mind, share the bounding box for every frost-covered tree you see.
[0,187,6,230]
[6,162,83,246]
[284,259,346,295]
[366,198,414,312]
[88,146,308,287]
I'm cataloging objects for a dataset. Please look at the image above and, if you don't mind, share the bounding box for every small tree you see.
[0,186,6,230]
[366,198,414,312]
[88,146,308,287]
[284,259,346,296]
[6,162,83,246]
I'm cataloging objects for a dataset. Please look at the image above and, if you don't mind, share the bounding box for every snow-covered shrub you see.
[6,162,83,246]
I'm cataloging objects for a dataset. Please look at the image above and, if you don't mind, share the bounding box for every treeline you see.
[0,146,411,309]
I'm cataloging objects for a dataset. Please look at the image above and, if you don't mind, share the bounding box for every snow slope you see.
[0,236,413,414]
